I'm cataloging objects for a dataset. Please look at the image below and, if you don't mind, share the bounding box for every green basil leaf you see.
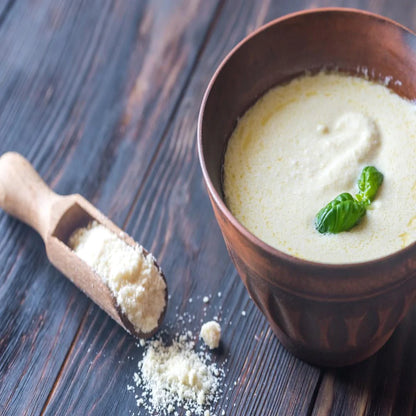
[315,193,366,234]
[356,166,383,204]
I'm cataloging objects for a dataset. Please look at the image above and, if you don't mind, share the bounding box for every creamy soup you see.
[223,72,416,263]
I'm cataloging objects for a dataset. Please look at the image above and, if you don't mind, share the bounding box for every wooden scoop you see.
[0,152,167,339]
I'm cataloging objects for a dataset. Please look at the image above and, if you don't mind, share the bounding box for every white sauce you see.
[223,72,416,263]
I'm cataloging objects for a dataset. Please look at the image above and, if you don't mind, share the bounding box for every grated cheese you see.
[131,332,223,415]
[69,220,166,334]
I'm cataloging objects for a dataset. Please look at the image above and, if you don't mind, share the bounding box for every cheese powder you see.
[69,221,166,334]
[132,333,223,415]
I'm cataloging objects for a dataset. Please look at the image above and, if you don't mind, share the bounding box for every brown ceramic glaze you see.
[0,152,167,339]
[198,9,416,366]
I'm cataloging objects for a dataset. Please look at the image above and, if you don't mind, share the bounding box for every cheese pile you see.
[131,332,223,415]
[69,220,166,334]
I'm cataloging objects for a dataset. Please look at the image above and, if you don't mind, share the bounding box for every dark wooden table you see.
[1,1,415,415]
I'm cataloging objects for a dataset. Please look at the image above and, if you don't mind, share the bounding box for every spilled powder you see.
[129,331,224,415]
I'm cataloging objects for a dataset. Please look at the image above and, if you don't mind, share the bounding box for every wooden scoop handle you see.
[0,152,60,239]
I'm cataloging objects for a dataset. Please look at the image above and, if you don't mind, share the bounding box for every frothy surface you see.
[223,73,416,263]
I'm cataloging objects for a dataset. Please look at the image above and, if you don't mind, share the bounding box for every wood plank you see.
[0,1,220,415]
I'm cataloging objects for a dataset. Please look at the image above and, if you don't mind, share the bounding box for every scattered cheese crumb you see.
[241,311,246,316]
[217,292,222,297]
[69,221,166,334]
[132,332,223,415]
[200,321,221,349]
[203,296,210,303]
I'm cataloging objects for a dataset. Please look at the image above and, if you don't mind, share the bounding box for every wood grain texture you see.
[0,0,415,415]
[0,0,220,415]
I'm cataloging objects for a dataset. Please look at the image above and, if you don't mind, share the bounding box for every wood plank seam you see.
[38,303,93,416]
[0,240,25,299]
[30,0,114,173]
[306,370,324,416]
[121,0,226,230]
[0,0,15,28]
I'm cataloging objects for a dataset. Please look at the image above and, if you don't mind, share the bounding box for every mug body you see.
[198,9,416,366]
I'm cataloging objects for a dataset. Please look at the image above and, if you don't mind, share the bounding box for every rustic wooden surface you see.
[0,1,415,415]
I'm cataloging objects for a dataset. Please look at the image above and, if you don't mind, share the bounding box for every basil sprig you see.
[315,193,366,234]
[356,166,384,205]
[315,166,383,234]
